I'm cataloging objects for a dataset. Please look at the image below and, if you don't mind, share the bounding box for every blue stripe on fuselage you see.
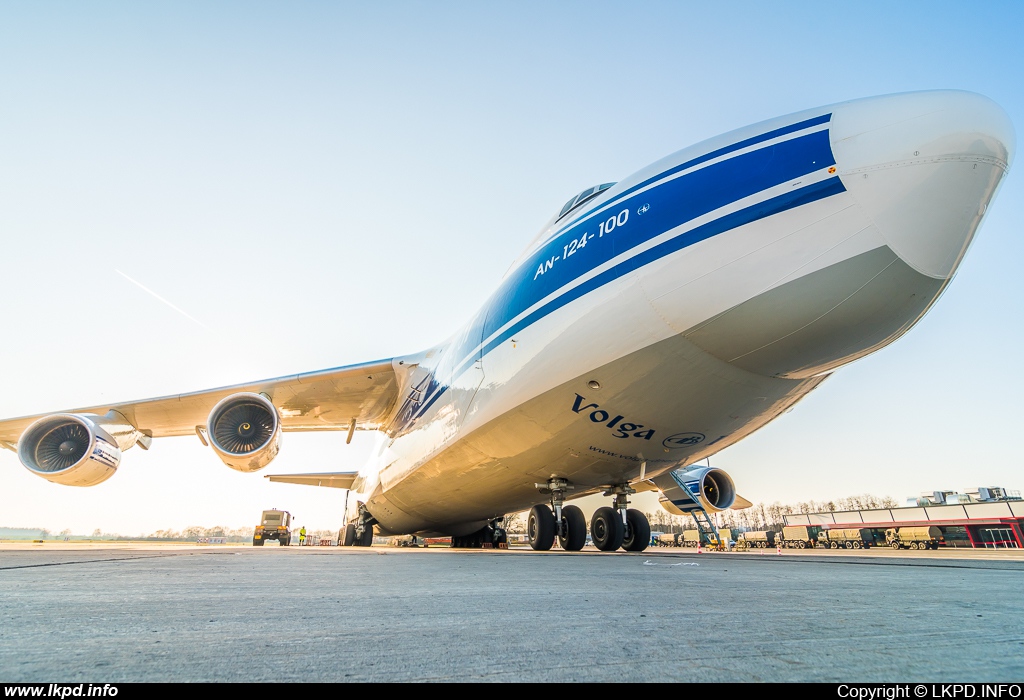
[401,118,841,428]
[554,112,833,236]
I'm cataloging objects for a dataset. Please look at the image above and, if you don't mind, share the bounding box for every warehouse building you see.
[784,487,1023,549]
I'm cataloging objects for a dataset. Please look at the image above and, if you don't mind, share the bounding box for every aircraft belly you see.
[369,328,824,533]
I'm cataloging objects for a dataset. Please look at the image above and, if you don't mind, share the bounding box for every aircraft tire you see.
[341,524,356,547]
[355,526,373,547]
[528,504,555,551]
[622,509,651,552]
[557,505,587,551]
[590,507,624,552]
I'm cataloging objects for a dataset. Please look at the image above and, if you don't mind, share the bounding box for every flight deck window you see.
[555,183,616,223]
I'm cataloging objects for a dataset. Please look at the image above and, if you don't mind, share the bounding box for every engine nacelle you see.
[18,414,122,487]
[658,466,737,514]
[206,392,282,472]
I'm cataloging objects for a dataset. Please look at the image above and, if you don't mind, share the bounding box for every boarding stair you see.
[690,505,718,546]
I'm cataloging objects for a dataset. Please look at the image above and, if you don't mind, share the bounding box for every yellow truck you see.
[679,529,730,549]
[735,530,779,549]
[253,509,292,546]
[886,526,941,550]
[819,528,869,549]
[780,525,819,549]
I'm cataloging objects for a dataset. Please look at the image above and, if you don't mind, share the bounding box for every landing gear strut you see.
[596,484,650,552]
[343,503,376,547]
[530,478,586,551]
[452,520,508,548]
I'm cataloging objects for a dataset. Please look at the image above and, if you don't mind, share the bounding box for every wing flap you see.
[265,472,359,489]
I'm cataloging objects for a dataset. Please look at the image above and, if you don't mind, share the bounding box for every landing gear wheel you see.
[355,526,373,547]
[622,509,651,552]
[341,524,356,547]
[590,507,624,552]
[528,504,555,551]
[558,505,587,551]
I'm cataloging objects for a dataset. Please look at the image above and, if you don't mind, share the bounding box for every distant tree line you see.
[499,492,900,537]
[647,492,899,534]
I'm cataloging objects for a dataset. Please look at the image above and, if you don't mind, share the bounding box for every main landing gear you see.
[528,479,650,553]
[451,520,508,549]
[340,503,376,547]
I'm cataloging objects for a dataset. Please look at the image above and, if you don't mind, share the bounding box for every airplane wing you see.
[266,472,359,489]
[0,358,399,445]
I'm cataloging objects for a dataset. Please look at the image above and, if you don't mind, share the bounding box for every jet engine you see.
[655,466,737,515]
[17,414,124,487]
[206,392,281,472]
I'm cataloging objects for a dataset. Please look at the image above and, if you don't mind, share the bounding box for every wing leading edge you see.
[0,358,400,445]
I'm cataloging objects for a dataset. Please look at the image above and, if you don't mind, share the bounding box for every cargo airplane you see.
[0,90,1013,552]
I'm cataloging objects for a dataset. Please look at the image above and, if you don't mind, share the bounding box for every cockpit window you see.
[556,183,616,223]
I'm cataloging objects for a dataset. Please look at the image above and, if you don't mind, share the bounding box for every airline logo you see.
[570,394,655,440]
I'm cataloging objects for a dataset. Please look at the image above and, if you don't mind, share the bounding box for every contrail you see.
[115,270,209,330]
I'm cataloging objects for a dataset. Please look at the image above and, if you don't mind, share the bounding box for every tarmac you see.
[1,543,1022,682]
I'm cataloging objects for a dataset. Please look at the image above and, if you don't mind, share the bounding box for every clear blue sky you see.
[1,1,1022,534]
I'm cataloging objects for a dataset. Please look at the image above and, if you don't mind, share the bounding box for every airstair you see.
[689,504,719,546]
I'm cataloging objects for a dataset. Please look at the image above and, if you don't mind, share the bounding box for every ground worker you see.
[299,526,307,545]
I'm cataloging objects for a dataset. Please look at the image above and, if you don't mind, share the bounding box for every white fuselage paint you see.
[347,91,1014,536]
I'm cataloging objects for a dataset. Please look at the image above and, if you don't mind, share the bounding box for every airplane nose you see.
[830,90,1015,279]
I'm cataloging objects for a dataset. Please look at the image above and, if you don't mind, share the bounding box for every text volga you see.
[571,394,655,440]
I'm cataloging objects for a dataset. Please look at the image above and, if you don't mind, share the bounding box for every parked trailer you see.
[886,526,941,550]
[819,528,870,549]
[736,531,778,549]
[780,526,819,549]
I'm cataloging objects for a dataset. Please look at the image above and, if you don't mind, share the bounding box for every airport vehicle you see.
[656,533,679,547]
[780,526,819,549]
[0,91,1013,555]
[735,531,778,549]
[819,528,869,549]
[886,526,941,550]
[253,510,291,546]
[680,530,701,548]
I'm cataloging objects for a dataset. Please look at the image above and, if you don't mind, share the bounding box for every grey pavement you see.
[0,545,1022,682]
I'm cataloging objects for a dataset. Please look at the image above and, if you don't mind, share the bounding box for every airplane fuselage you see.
[353,90,1013,536]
